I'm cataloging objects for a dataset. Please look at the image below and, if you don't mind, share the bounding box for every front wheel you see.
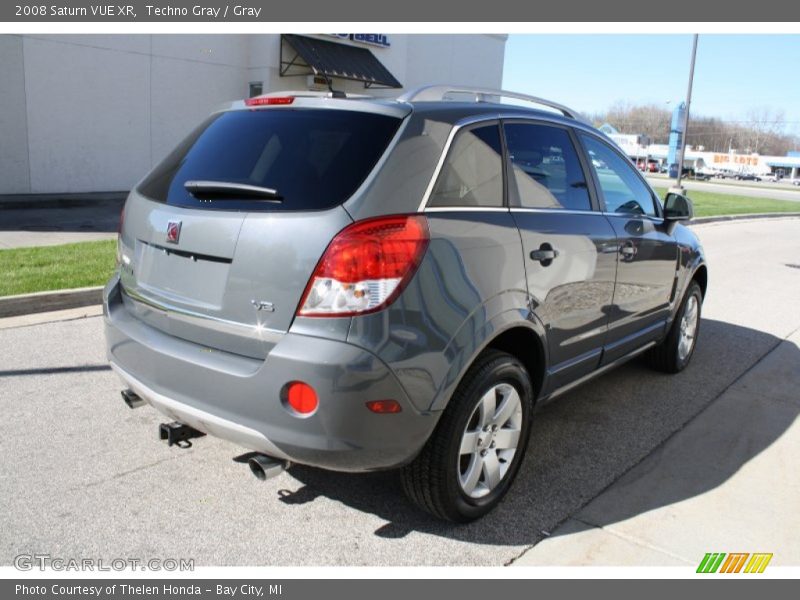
[401,350,534,522]
[647,280,703,373]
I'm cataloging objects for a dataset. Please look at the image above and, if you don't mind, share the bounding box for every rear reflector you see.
[297,215,429,317]
[366,400,403,414]
[284,381,318,415]
[245,96,295,106]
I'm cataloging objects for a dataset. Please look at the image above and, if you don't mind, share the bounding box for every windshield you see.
[137,108,402,211]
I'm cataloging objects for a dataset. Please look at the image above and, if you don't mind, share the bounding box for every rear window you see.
[138,108,402,211]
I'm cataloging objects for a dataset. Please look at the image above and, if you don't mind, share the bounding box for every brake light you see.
[297,215,429,317]
[245,96,295,106]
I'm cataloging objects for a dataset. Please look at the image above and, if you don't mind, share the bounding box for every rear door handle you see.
[530,243,559,266]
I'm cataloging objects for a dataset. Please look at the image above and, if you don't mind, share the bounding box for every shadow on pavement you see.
[0,194,126,233]
[270,318,797,545]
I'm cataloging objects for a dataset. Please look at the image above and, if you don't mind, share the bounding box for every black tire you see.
[647,280,703,373]
[401,349,534,522]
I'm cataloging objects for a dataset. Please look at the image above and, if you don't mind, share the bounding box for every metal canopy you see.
[280,34,402,89]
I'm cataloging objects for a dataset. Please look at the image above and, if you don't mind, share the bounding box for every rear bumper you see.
[103,275,438,472]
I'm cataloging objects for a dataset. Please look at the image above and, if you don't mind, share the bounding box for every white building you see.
[0,34,507,195]
[608,134,800,180]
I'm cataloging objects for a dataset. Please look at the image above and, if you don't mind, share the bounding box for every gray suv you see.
[104,85,707,521]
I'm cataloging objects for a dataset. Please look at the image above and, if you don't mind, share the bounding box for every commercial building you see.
[603,125,800,179]
[0,34,507,195]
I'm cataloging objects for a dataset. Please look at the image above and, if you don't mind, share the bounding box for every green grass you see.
[0,239,117,297]
[653,187,800,218]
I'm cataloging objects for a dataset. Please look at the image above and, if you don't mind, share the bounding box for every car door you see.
[504,121,618,393]
[577,132,679,364]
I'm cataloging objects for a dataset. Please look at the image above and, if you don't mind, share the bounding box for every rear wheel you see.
[401,350,534,522]
[647,280,703,373]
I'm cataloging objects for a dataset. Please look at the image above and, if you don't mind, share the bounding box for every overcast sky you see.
[502,35,800,134]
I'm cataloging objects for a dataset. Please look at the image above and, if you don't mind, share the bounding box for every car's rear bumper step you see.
[159,421,206,447]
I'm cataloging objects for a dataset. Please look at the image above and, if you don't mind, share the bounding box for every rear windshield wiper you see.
[184,180,283,202]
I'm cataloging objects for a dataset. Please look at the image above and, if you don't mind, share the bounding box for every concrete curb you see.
[690,212,800,225]
[0,286,103,318]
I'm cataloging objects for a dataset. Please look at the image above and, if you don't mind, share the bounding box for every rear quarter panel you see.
[346,211,533,412]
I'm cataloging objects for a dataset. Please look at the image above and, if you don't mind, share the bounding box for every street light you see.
[673,34,699,193]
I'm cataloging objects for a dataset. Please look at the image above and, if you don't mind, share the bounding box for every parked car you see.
[105,85,707,521]
[793,179,800,186]
[735,173,762,181]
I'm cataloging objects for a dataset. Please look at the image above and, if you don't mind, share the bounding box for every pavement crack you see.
[67,454,188,492]
[570,517,693,564]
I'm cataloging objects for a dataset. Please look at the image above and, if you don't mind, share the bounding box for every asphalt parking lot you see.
[1,218,798,567]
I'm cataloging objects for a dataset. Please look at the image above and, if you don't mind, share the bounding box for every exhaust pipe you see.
[248,454,289,481]
[121,389,145,409]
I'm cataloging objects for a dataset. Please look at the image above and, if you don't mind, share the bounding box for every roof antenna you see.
[322,73,346,99]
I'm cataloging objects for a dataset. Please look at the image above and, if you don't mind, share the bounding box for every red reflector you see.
[285,382,318,415]
[366,400,403,414]
[245,96,295,106]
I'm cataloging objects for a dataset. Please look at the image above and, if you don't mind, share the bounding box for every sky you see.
[502,34,800,134]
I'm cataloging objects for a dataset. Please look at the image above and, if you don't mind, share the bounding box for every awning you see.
[280,34,402,89]
[766,160,800,168]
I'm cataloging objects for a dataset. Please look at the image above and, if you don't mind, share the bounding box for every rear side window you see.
[428,124,503,208]
[504,123,591,211]
[138,109,401,211]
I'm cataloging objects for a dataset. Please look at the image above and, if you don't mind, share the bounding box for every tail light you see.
[297,215,429,317]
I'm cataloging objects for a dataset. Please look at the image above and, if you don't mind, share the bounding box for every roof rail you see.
[397,84,586,122]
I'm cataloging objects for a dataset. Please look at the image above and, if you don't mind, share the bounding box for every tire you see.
[647,280,703,373]
[401,349,534,522]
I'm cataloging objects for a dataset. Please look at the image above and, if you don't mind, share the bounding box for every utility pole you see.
[674,34,699,193]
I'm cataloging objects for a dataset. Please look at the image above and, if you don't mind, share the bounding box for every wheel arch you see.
[429,311,548,413]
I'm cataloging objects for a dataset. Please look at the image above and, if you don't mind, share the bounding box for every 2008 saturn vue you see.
[104,85,707,521]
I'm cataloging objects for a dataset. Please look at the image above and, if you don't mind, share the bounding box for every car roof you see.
[227,86,600,134]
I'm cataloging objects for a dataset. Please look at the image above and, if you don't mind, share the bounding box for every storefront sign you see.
[712,154,759,166]
[329,34,391,48]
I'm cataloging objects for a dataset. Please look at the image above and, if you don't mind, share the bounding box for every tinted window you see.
[580,135,659,217]
[428,124,503,208]
[138,109,401,211]
[504,123,591,211]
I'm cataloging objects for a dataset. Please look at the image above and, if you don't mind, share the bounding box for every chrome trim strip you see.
[424,206,509,213]
[122,286,284,344]
[510,207,599,216]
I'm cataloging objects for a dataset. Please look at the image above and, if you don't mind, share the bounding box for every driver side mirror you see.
[664,192,693,221]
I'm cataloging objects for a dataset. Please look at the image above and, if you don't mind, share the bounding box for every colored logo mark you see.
[697,552,773,573]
